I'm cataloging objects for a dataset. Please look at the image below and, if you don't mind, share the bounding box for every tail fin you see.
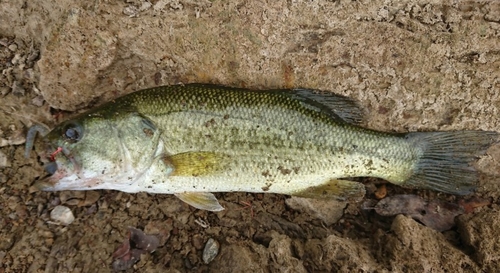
[404,131,498,195]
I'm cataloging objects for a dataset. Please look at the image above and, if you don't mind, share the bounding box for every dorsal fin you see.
[290,89,365,124]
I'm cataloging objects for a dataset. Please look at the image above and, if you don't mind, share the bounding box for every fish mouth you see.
[33,144,83,191]
[34,144,108,191]
[34,160,74,191]
[33,176,60,191]
[33,161,59,190]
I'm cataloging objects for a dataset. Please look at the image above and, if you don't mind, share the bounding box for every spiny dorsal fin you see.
[166,152,229,177]
[292,178,366,202]
[175,192,224,211]
[291,89,365,124]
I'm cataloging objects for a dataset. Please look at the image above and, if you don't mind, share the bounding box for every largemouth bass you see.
[25,84,498,211]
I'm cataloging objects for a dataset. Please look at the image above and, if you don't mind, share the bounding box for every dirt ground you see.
[1,0,500,272]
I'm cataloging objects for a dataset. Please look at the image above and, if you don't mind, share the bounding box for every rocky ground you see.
[1,0,500,272]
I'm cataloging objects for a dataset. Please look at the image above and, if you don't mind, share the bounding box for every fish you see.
[25,84,498,211]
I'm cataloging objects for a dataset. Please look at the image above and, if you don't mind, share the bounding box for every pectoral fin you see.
[175,192,224,211]
[292,179,366,201]
[166,152,229,177]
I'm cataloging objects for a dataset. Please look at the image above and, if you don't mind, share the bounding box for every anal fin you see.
[175,192,224,211]
[292,179,366,201]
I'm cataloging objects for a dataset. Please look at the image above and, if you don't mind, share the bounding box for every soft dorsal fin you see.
[290,89,365,124]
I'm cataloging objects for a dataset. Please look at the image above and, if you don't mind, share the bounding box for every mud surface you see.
[1,1,500,272]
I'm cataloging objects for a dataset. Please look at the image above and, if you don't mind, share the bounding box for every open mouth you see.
[25,124,85,190]
[35,155,79,191]
[34,144,83,190]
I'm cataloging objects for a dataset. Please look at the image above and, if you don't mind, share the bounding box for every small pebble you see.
[0,38,9,47]
[78,191,101,207]
[26,50,40,63]
[192,234,204,250]
[123,6,139,17]
[23,68,36,82]
[11,81,25,96]
[0,151,10,168]
[0,234,15,251]
[0,86,10,96]
[31,95,45,107]
[7,196,20,210]
[50,205,75,225]
[202,238,220,264]
[10,53,22,65]
[8,44,17,52]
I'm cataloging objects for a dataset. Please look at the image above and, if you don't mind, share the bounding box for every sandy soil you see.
[1,0,500,272]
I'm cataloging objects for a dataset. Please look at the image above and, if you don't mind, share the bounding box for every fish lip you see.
[33,179,57,191]
[34,151,78,191]
[33,173,60,191]
[34,157,106,191]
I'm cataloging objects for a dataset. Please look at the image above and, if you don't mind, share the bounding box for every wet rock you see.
[285,197,346,226]
[50,205,75,225]
[202,238,219,264]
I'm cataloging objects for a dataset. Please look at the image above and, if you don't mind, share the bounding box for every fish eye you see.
[62,123,83,143]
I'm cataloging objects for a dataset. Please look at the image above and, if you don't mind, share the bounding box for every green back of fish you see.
[117,84,350,124]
